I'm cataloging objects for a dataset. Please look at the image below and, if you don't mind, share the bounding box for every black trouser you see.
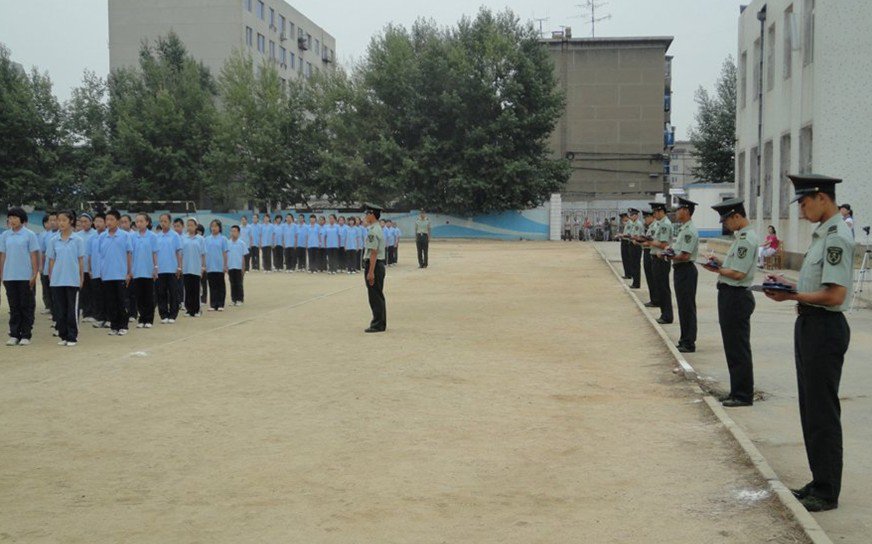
[673,263,697,348]
[261,246,272,271]
[90,277,106,322]
[285,247,296,271]
[795,310,850,502]
[364,259,386,330]
[126,280,137,320]
[620,239,630,277]
[40,273,53,312]
[643,249,657,304]
[327,247,339,272]
[200,273,208,303]
[273,246,283,270]
[80,272,93,318]
[250,246,260,270]
[244,253,251,272]
[296,247,307,270]
[51,286,79,342]
[307,247,318,272]
[629,244,642,288]
[207,272,226,309]
[183,274,201,316]
[133,278,155,324]
[174,275,184,312]
[319,248,327,271]
[652,257,672,321]
[417,234,429,267]
[102,280,128,331]
[717,285,755,403]
[338,248,346,271]
[229,269,244,303]
[4,280,36,340]
[156,273,180,320]
[346,249,357,272]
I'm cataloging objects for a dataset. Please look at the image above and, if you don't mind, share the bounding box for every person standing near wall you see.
[415,211,431,268]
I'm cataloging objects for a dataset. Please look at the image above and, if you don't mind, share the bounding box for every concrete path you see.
[597,240,872,544]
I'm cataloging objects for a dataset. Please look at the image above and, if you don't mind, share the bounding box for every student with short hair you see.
[345,217,359,273]
[76,212,98,322]
[260,213,273,272]
[196,223,208,305]
[172,217,185,308]
[228,225,248,306]
[1,207,40,346]
[338,216,348,273]
[323,215,340,274]
[181,218,206,317]
[248,213,261,271]
[39,211,58,316]
[204,220,229,311]
[47,210,85,346]
[283,213,296,273]
[99,210,133,336]
[155,213,183,324]
[88,212,108,328]
[239,215,252,271]
[306,214,320,273]
[131,213,159,328]
[272,214,284,271]
[295,214,308,271]
[120,214,137,322]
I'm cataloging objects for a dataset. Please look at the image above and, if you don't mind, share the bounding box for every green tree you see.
[108,32,217,202]
[689,56,737,184]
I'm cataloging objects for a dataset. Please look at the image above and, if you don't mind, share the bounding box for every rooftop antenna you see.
[533,16,550,39]
[576,0,611,38]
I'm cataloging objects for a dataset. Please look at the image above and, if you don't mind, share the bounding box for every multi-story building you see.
[541,34,675,205]
[669,140,701,188]
[109,0,336,85]
[736,0,872,261]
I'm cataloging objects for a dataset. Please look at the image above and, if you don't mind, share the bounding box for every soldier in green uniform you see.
[641,210,658,308]
[668,197,699,353]
[703,198,758,407]
[645,202,673,324]
[626,208,643,289]
[764,175,853,512]
[415,211,431,269]
[618,213,631,279]
[362,204,387,333]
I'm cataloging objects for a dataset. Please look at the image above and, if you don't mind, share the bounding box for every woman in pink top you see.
[757,225,779,267]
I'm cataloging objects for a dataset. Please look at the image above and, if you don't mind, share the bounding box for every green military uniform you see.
[626,210,644,288]
[720,226,759,287]
[642,214,658,305]
[651,209,673,323]
[788,174,854,509]
[671,200,700,351]
[363,205,387,332]
[415,216,431,268]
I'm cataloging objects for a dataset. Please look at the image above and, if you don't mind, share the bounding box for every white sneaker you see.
[161,318,169,324]
[6,338,19,346]
[92,321,105,329]
[236,302,243,306]
[58,340,68,346]
[129,317,137,323]
[18,339,31,346]
[136,323,145,329]
[167,319,175,324]
[207,307,215,312]
[65,341,77,347]
[144,323,153,329]
[108,330,119,336]
[217,307,224,312]
[82,317,96,323]
[40,309,51,315]
[118,329,129,336]
[52,330,59,337]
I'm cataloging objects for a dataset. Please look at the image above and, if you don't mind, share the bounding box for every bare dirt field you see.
[0,241,808,543]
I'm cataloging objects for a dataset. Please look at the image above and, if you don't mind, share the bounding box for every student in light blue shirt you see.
[317,215,328,272]
[87,213,108,327]
[181,218,206,317]
[282,213,296,273]
[155,213,183,323]
[345,217,359,273]
[260,213,273,272]
[248,213,261,271]
[306,214,320,273]
[239,215,252,271]
[295,214,308,271]
[323,215,341,274]
[130,213,159,327]
[1,207,41,345]
[204,219,229,311]
[76,213,99,322]
[271,214,284,271]
[99,210,133,335]
[383,221,396,266]
[38,212,58,315]
[228,225,249,305]
[47,210,85,346]
[338,216,349,273]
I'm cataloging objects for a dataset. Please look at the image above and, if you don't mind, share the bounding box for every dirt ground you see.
[0,241,808,543]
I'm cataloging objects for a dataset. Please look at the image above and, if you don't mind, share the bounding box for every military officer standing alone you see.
[645,202,673,324]
[764,175,853,512]
[363,204,387,333]
[668,197,699,353]
[703,198,758,407]
[415,210,431,269]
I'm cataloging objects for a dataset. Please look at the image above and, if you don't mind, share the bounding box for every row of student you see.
[1,209,250,347]
[239,213,401,273]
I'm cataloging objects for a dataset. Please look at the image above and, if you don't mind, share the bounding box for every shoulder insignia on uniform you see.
[827,225,838,234]
[367,234,375,242]
[826,246,843,265]
[684,234,691,243]
[737,247,748,259]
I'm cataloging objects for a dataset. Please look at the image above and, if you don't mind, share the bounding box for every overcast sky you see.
[0,0,744,139]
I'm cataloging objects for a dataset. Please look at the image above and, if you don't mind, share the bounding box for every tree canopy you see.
[689,57,737,184]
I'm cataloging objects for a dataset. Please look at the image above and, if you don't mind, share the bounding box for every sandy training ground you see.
[0,241,807,543]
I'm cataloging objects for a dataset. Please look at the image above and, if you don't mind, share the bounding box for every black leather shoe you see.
[644,302,657,308]
[722,398,753,408]
[621,275,631,279]
[656,318,673,325]
[716,393,732,402]
[790,483,814,500]
[677,345,695,353]
[364,327,385,333]
[800,496,838,512]
[630,285,640,289]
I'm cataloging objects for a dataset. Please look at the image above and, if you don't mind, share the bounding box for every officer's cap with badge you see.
[649,202,669,213]
[619,212,628,218]
[788,173,842,203]
[711,198,746,223]
[363,202,382,220]
[628,208,640,216]
[674,197,697,214]
[641,209,653,217]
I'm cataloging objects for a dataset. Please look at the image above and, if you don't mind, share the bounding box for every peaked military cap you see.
[628,208,640,215]
[788,174,842,203]
[649,202,669,212]
[675,197,697,211]
[711,198,746,221]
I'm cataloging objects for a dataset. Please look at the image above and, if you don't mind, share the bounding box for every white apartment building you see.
[669,140,700,188]
[736,0,872,260]
[109,0,336,85]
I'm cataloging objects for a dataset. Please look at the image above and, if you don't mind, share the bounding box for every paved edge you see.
[591,244,834,544]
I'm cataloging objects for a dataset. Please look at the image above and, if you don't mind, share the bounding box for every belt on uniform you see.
[796,304,836,316]
[672,261,695,268]
[717,283,748,291]
[363,259,386,264]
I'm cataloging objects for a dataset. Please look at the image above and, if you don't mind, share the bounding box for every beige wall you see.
[544,38,672,201]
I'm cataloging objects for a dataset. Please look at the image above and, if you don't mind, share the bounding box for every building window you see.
[749,147,760,220]
[246,26,253,47]
[306,33,312,49]
[779,134,792,219]
[762,140,773,219]
[270,41,276,59]
[783,6,794,79]
[279,15,285,34]
[244,0,252,12]
[737,151,746,201]
[766,24,775,91]
[280,46,286,65]
[257,0,265,20]
[270,8,275,28]
[752,38,761,102]
[803,0,814,65]
[315,39,320,55]
[257,33,265,54]
[739,51,747,108]
[289,22,295,38]
[799,125,813,174]
[289,52,295,69]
